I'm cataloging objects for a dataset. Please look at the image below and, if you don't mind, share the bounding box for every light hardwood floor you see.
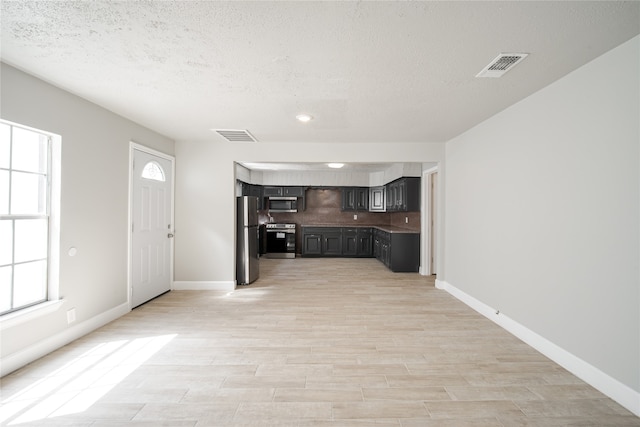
[1,257,639,426]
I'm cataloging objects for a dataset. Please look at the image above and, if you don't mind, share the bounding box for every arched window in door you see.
[141,161,166,182]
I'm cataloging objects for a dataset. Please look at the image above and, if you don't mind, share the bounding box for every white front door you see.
[131,147,173,308]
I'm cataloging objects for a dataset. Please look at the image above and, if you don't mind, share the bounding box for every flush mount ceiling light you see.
[327,163,345,169]
[296,114,313,123]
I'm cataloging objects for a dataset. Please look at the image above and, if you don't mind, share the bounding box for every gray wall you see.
[443,36,639,393]
[0,63,174,360]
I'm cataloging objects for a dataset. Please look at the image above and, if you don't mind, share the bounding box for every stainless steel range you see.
[265,223,296,258]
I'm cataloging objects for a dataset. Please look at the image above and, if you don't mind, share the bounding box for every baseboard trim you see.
[436,280,640,417]
[173,281,236,291]
[0,302,130,377]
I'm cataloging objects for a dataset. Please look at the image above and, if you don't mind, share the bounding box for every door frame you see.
[421,165,438,276]
[128,142,176,309]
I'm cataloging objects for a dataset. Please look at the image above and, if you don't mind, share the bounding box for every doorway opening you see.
[422,166,438,276]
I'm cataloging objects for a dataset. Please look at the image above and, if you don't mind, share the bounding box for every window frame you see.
[0,119,61,324]
[141,160,166,182]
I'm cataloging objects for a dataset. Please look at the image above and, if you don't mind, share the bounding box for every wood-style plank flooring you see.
[1,258,639,426]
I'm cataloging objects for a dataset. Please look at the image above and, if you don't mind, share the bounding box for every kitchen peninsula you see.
[301,224,420,272]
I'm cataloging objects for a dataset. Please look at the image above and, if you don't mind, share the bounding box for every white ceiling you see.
[1,1,639,146]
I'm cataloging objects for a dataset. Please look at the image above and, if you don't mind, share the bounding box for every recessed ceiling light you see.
[296,114,313,123]
[328,163,344,169]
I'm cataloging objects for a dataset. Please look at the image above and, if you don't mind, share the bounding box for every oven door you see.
[266,229,296,258]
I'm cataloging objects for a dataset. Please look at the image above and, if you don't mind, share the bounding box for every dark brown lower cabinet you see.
[302,226,418,272]
[302,233,322,255]
[356,229,373,257]
[322,231,343,256]
[342,228,372,257]
[373,229,420,272]
[302,227,366,257]
[343,230,358,256]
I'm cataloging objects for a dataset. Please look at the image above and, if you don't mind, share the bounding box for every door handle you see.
[168,233,174,238]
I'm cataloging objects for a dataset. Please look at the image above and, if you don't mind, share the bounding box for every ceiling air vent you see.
[476,53,528,78]
[214,129,257,143]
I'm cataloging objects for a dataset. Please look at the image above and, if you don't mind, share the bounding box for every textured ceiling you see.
[1,1,639,144]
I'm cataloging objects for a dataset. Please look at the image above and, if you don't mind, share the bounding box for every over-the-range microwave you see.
[268,197,298,213]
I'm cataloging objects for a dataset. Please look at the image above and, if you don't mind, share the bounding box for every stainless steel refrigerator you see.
[236,196,259,285]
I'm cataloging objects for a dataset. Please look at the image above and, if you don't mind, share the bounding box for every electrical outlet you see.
[67,308,76,324]
[353,214,357,220]
[405,217,409,224]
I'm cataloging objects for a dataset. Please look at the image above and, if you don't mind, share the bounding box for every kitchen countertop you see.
[301,224,420,234]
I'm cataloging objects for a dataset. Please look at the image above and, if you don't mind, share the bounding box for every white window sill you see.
[0,300,66,331]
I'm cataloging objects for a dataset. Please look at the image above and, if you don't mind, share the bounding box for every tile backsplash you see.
[261,188,420,230]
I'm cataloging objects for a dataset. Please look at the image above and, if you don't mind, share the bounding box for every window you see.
[0,121,56,316]
[141,161,165,182]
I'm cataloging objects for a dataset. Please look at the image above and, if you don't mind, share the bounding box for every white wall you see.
[260,169,375,187]
[0,63,174,366]
[444,35,639,398]
[235,162,431,188]
[174,142,445,283]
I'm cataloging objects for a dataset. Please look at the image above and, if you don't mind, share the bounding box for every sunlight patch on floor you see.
[0,334,176,425]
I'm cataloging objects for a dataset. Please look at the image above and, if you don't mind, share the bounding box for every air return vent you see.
[214,129,257,142]
[476,53,528,78]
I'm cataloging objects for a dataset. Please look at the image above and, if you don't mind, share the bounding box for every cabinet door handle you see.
[168,233,174,238]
